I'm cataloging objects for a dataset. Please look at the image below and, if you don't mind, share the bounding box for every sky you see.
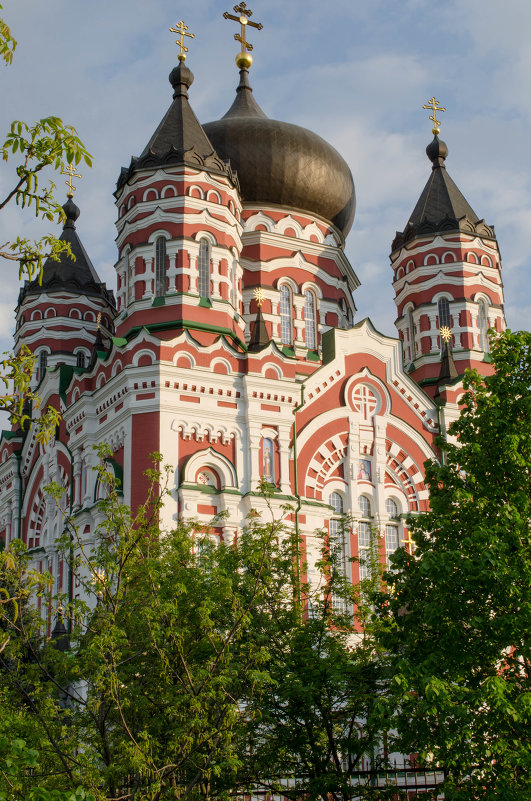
[1,0,530,358]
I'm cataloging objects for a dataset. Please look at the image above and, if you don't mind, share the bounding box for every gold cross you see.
[170,20,195,62]
[96,311,102,330]
[253,287,265,307]
[422,96,446,135]
[440,326,452,344]
[61,163,82,198]
[223,3,263,68]
[401,530,415,555]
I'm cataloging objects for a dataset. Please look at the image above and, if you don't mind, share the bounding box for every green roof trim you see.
[122,318,247,351]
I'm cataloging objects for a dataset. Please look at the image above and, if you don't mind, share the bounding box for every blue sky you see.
[1,0,530,356]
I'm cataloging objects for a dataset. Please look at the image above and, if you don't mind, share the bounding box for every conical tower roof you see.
[117,61,237,190]
[18,197,115,307]
[392,135,495,251]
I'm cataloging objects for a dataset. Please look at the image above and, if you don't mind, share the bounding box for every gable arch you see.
[244,212,274,232]
[182,447,237,489]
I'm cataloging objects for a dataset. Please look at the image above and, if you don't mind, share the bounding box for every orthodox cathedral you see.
[0,10,505,614]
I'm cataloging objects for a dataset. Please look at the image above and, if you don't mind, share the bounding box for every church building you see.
[0,11,505,614]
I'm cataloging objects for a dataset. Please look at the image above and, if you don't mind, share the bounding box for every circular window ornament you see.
[351,383,380,421]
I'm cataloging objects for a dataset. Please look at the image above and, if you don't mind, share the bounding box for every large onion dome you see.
[203,70,356,237]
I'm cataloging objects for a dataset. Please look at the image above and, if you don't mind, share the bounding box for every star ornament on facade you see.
[440,326,452,344]
[253,287,265,307]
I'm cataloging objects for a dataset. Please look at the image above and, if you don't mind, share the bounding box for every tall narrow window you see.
[198,238,210,299]
[127,250,134,305]
[155,237,166,297]
[280,285,293,345]
[478,300,489,352]
[232,258,239,309]
[438,297,451,328]
[385,498,400,569]
[407,309,415,361]
[358,495,372,581]
[76,351,86,369]
[38,351,48,382]
[304,290,317,350]
[329,491,349,612]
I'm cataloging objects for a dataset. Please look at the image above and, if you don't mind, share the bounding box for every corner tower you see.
[114,32,245,351]
[15,193,115,383]
[391,105,505,396]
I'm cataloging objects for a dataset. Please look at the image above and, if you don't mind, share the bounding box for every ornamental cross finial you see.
[422,96,446,135]
[61,163,82,198]
[223,3,263,69]
[170,20,195,62]
[253,287,265,307]
[401,530,416,556]
[96,311,102,330]
[440,326,452,344]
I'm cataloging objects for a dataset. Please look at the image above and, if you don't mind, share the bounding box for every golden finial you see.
[96,311,102,330]
[61,163,82,199]
[253,287,265,307]
[401,530,415,556]
[440,326,452,344]
[422,96,446,135]
[223,2,263,70]
[170,20,195,62]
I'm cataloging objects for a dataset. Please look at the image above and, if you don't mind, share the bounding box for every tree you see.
[229,517,389,801]
[0,454,392,801]
[378,330,531,800]
[0,5,91,435]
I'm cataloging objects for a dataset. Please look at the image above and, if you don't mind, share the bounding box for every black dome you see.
[203,70,356,237]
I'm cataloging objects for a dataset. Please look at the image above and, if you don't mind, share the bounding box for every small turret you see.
[390,103,505,396]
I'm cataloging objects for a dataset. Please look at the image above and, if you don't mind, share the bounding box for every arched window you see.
[127,250,134,305]
[38,351,48,382]
[407,309,415,361]
[304,290,317,350]
[329,491,349,612]
[385,498,398,518]
[478,299,489,352]
[385,498,400,569]
[359,495,371,518]
[155,237,166,297]
[358,495,372,581]
[198,238,210,299]
[262,438,275,484]
[232,257,239,309]
[280,285,293,345]
[76,351,86,369]
[438,297,451,329]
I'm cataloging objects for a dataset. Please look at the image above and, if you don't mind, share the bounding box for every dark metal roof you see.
[117,62,237,191]
[18,199,115,308]
[203,70,356,237]
[392,136,495,251]
[248,305,270,352]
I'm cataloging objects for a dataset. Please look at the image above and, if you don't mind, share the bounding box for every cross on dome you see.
[61,163,82,198]
[170,20,195,62]
[422,96,446,135]
[223,2,263,69]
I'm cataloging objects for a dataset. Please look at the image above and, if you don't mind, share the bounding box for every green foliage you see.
[378,330,531,800]
[0,737,94,801]
[0,344,62,440]
[0,451,391,800]
[0,5,16,66]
